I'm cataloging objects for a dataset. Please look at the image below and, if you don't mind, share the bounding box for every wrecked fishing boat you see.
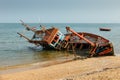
[17,20,114,57]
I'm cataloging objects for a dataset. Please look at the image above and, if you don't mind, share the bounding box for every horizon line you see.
[0,22,120,24]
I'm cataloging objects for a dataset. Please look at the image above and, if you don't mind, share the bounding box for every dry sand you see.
[0,56,120,80]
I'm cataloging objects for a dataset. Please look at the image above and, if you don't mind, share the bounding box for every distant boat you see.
[99,28,111,31]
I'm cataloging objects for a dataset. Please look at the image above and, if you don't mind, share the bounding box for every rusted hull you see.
[63,32,114,57]
[27,32,114,57]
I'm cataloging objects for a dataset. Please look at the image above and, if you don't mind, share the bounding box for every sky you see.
[0,0,120,23]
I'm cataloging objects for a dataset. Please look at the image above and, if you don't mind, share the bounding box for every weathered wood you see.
[17,32,30,41]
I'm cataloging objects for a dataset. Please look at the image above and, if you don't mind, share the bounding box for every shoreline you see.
[0,56,120,80]
[0,55,74,74]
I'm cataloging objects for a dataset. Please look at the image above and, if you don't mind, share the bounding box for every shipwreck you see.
[17,20,114,57]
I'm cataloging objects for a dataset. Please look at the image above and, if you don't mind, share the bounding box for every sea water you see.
[0,23,120,68]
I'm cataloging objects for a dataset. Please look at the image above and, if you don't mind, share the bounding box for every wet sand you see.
[0,56,120,80]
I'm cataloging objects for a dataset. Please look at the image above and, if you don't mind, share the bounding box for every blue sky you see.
[0,0,120,23]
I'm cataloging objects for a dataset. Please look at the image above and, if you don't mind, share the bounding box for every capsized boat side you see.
[17,21,114,57]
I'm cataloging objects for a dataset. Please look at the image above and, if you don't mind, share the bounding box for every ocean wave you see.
[0,46,43,52]
[0,41,26,43]
[28,46,43,51]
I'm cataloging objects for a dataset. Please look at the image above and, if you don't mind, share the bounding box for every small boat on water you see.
[17,20,114,57]
[99,28,111,31]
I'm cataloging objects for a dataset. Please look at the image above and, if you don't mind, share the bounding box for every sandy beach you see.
[0,56,120,80]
